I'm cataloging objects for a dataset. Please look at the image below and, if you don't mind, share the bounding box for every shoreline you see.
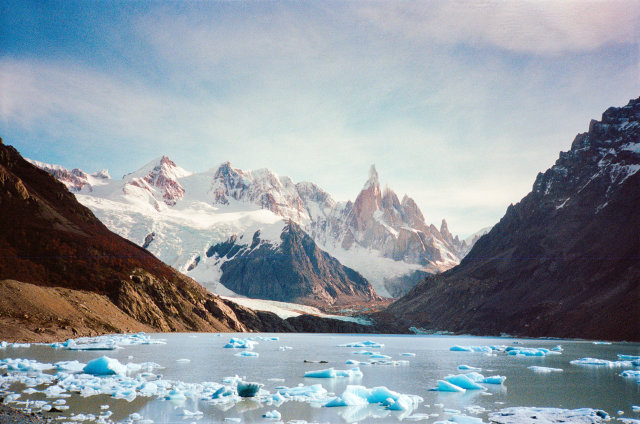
[0,404,48,424]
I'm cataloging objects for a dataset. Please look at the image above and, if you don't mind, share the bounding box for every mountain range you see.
[379,97,640,341]
[0,139,376,341]
[30,155,470,305]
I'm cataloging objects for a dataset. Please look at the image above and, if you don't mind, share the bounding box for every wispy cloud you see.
[353,1,640,55]
[1,1,638,235]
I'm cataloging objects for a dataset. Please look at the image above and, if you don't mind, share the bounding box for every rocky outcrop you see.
[380,97,640,341]
[126,156,186,206]
[210,162,308,222]
[210,221,382,308]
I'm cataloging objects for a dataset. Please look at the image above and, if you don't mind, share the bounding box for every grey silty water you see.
[0,333,638,423]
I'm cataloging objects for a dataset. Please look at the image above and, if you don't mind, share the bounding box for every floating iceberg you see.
[450,345,504,353]
[481,376,507,385]
[0,358,55,372]
[444,374,486,390]
[234,351,259,357]
[83,356,127,376]
[529,366,563,373]
[488,407,610,424]
[571,358,634,367]
[262,410,281,419]
[55,360,86,373]
[211,386,234,400]
[432,380,466,392]
[618,354,640,361]
[458,365,481,371]
[304,367,362,378]
[505,347,556,357]
[275,384,329,403]
[451,414,486,424]
[224,338,258,349]
[401,353,416,357]
[325,384,422,412]
[339,340,384,348]
[237,381,263,397]
[51,333,165,350]
[620,370,640,384]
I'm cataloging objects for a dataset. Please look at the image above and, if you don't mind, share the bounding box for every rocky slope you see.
[380,97,640,341]
[210,221,381,307]
[1,139,354,339]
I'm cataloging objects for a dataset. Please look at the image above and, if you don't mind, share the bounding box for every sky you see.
[1,1,639,237]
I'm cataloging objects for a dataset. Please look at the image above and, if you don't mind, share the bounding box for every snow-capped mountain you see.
[382,97,640,341]
[31,154,467,301]
[26,158,110,192]
[308,165,468,295]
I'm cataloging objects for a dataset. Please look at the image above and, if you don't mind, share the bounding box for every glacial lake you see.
[0,333,638,424]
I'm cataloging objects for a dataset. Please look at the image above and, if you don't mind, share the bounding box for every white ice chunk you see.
[262,410,281,419]
[482,376,507,385]
[234,351,259,357]
[224,338,258,349]
[325,384,422,411]
[458,365,481,371]
[489,407,610,424]
[339,340,384,348]
[451,414,486,424]
[433,380,466,392]
[529,366,563,373]
[571,358,633,367]
[444,374,486,390]
[304,367,362,378]
[182,409,203,416]
[55,360,86,373]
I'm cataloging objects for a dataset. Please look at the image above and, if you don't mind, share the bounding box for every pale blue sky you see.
[1,1,639,236]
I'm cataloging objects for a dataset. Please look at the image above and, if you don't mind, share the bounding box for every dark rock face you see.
[381,97,640,341]
[212,221,382,307]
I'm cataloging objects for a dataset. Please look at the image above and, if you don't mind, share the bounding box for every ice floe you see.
[488,407,610,424]
[431,371,505,392]
[620,370,640,384]
[339,340,384,348]
[325,384,422,412]
[262,410,281,419]
[450,414,485,424]
[223,338,258,349]
[444,374,486,390]
[528,366,563,373]
[505,347,560,357]
[433,380,466,392]
[450,345,496,353]
[234,351,259,357]
[570,357,634,367]
[458,365,481,371]
[304,367,363,378]
[236,381,263,397]
[50,333,165,350]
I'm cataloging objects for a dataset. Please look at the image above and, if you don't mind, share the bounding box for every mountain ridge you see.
[30,155,470,300]
[378,97,640,341]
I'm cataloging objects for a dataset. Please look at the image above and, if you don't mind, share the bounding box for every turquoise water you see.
[0,333,638,423]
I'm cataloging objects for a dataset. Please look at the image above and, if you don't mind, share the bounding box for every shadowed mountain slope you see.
[379,98,640,341]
